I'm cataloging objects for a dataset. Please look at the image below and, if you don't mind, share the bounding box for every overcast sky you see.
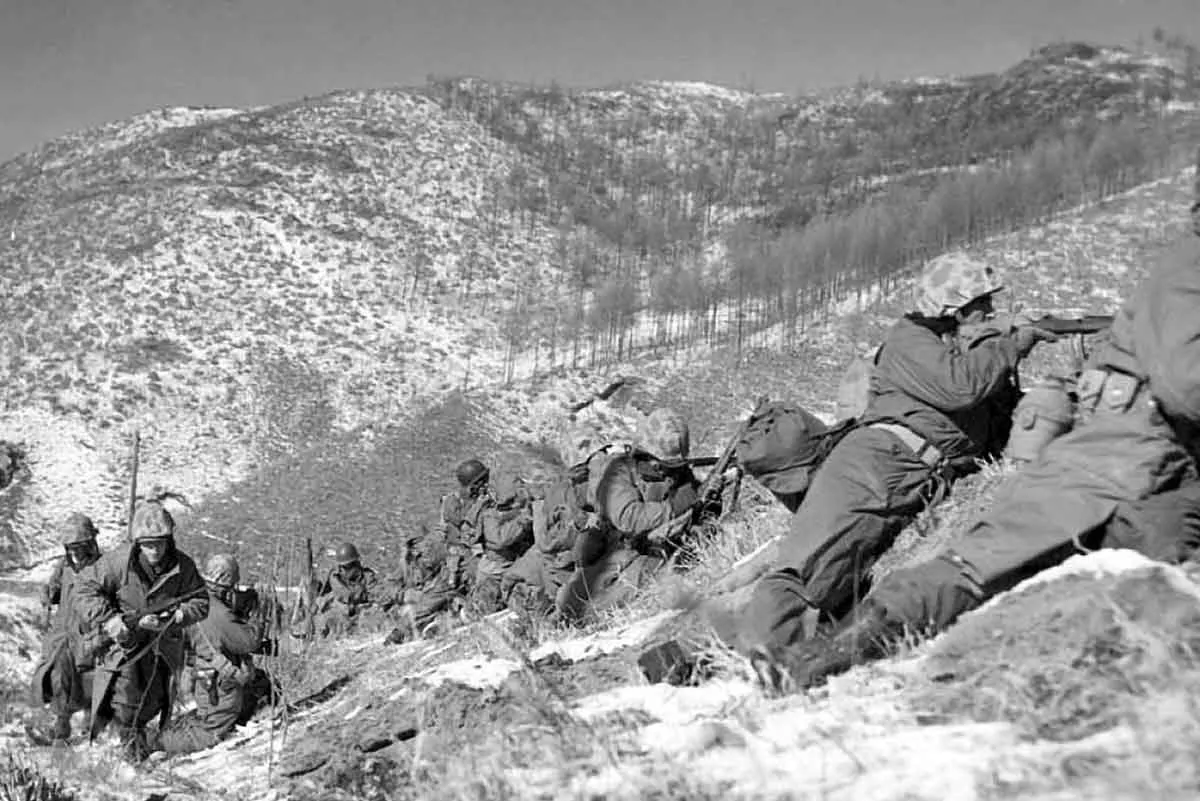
[2,0,1198,160]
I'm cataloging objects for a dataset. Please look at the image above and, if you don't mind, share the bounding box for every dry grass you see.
[899,563,1200,798]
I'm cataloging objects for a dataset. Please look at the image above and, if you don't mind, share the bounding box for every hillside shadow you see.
[188,391,561,576]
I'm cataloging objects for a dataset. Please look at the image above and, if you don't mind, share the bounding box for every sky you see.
[1,0,1198,160]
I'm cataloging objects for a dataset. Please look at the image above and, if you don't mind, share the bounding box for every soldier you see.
[471,470,535,615]
[754,186,1200,695]
[311,542,385,637]
[556,408,704,622]
[742,252,1058,679]
[439,459,492,598]
[439,458,536,615]
[502,426,611,618]
[27,513,103,745]
[385,536,462,645]
[156,554,272,755]
[74,500,209,760]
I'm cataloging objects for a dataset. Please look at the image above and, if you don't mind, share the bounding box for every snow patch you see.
[529,609,680,663]
[413,656,521,689]
[573,679,755,725]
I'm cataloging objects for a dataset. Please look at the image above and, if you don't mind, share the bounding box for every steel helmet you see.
[59,513,99,547]
[917,251,1005,317]
[636,408,690,462]
[334,542,361,566]
[455,459,490,489]
[130,500,175,542]
[202,553,241,589]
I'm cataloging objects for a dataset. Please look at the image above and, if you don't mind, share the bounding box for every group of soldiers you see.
[28,404,713,761]
[27,162,1200,759]
[302,406,717,643]
[30,503,272,760]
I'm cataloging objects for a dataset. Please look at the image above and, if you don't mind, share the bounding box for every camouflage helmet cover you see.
[202,553,240,588]
[636,408,690,462]
[917,251,1005,317]
[60,513,99,547]
[335,541,361,566]
[131,500,175,542]
[455,459,490,489]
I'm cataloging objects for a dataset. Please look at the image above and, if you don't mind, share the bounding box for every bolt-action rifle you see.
[692,396,769,523]
[1028,314,1113,336]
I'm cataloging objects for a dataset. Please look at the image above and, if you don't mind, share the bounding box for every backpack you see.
[834,344,882,423]
[734,401,856,507]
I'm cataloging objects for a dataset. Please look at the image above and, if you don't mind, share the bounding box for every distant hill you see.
[0,41,1197,566]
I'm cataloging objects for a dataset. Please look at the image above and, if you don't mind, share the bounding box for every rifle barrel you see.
[1032,315,1113,335]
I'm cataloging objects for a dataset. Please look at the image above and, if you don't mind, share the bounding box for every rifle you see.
[1027,315,1113,336]
[126,430,141,540]
[693,396,769,520]
[120,584,209,631]
[567,376,629,414]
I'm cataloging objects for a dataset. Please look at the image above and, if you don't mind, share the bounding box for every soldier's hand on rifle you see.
[1013,325,1059,357]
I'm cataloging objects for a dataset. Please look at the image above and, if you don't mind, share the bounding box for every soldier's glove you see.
[1013,325,1059,357]
[103,615,132,644]
[138,613,168,632]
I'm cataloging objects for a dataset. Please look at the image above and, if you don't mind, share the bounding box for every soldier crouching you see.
[156,554,273,756]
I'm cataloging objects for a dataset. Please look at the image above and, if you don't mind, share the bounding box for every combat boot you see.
[749,602,896,697]
[24,712,73,747]
[51,712,71,743]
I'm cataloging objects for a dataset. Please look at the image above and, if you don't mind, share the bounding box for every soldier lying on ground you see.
[742,251,1056,674]
[28,513,103,745]
[74,500,209,761]
[753,182,1200,695]
[156,554,274,756]
[555,408,709,623]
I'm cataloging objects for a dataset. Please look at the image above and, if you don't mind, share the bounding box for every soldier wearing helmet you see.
[496,426,615,621]
[752,169,1200,696]
[438,459,493,598]
[311,541,389,637]
[556,408,703,623]
[743,251,1058,693]
[156,553,272,756]
[74,499,208,761]
[28,513,104,745]
[439,458,536,614]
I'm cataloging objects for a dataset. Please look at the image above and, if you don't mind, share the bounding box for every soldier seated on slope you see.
[27,513,104,745]
[156,554,274,756]
[384,533,464,645]
[556,408,710,623]
[311,542,396,637]
[500,425,612,621]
